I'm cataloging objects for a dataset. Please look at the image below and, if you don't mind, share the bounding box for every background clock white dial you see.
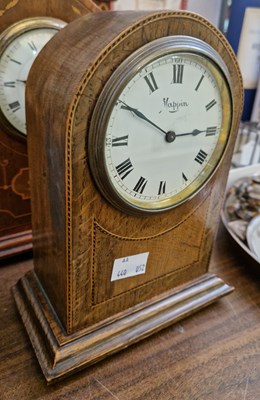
[0,18,66,136]
[90,36,232,213]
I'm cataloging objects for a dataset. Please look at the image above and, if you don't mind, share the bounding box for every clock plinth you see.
[13,270,232,383]
[13,10,243,382]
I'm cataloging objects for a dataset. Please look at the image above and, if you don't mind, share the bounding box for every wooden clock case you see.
[13,10,243,382]
[0,0,100,260]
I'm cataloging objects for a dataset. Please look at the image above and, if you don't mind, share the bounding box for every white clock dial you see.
[90,37,232,213]
[0,18,66,136]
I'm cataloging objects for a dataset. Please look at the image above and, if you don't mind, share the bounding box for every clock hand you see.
[175,129,206,137]
[16,79,27,84]
[118,100,167,136]
[118,100,183,143]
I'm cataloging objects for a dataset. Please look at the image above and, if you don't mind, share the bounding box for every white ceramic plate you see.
[247,215,260,261]
[221,164,260,265]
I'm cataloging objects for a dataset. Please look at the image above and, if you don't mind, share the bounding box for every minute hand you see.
[175,129,206,137]
[119,100,167,136]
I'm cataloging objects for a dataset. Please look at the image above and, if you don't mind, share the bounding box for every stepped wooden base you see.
[0,230,32,260]
[13,271,233,383]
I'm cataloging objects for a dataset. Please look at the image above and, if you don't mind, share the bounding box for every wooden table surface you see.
[0,223,260,400]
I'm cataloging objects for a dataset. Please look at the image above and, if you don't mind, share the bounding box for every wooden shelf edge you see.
[12,272,233,383]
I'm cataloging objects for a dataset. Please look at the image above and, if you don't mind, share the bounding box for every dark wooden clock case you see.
[0,0,100,260]
[13,10,243,382]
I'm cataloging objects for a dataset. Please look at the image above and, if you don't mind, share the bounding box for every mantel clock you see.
[0,0,99,259]
[13,10,243,382]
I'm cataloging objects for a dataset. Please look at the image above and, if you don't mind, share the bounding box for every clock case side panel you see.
[25,58,68,328]
[25,11,152,332]
[0,0,100,260]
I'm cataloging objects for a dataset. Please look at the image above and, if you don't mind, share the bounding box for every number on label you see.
[117,269,127,278]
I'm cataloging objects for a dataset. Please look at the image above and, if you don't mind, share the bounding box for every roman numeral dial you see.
[158,181,166,195]
[4,81,16,88]
[172,64,184,84]
[206,127,217,136]
[112,135,129,147]
[133,177,148,194]
[195,150,207,164]
[28,41,37,52]
[144,72,158,93]
[205,99,217,111]
[0,21,63,135]
[116,158,134,180]
[195,75,204,91]
[98,43,231,212]
[9,100,21,112]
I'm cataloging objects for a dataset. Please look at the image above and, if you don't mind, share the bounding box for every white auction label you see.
[111,252,149,282]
